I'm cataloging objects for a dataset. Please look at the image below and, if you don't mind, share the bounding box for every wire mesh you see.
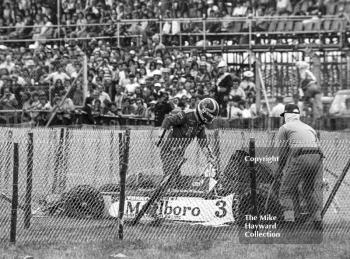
[0,127,349,245]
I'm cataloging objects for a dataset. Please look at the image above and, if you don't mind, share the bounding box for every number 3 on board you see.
[215,200,227,218]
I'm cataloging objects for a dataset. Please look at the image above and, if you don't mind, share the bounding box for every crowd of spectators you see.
[0,0,345,46]
[0,0,345,126]
[0,34,261,126]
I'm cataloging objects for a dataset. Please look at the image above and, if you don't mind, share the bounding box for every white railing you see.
[0,15,346,47]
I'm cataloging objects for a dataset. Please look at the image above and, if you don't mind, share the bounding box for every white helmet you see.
[196,98,220,124]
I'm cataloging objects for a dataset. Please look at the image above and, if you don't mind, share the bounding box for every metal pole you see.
[159,15,163,45]
[248,14,253,71]
[117,21,120,48]
[83,55,88,103]
[24,132,33,229]
[249,138,257,218]
[10,142,19,244]
[255,57,261,115]
[213,129,220,173]
[57,0,60,39]
[118,129,130,240]
[53,128,64,194]
[203,15,206,51]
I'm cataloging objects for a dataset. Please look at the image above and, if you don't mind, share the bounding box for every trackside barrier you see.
[0,127,349,245]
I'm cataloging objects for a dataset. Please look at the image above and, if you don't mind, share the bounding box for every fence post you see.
[249,138,257,218]
[203,15,206,51]
[159,16,163,45]
[255,57,261,115]
[118,129,130,240]
[53,128,64,194]
[10,142,19,244]
[109,130,114,182]
[213,129,220,173]
[24,132,33,229]
[117,20,120,48]
[60,128,69,193]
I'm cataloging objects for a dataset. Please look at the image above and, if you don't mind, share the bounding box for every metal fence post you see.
[10,142,19,244]
[117,20,121,48]
[213,129,221,173]
[203,15,206,51]
[118,129,130,240]
[249,138,257,218]
[24,132,33,229]
[159,16,163,45]
[53,128,64,194]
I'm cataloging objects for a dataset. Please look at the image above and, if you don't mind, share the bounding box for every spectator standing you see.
[276,0,293,15]
[8,15,26,39]
[296,61,323,125]
[188,96,197,111]
[0,86,18,109]
[240,71,256,96]
[227,97,243,119]
[93,99,103,115]
[44,65,70,84]
[81,97,95,124]
[154,91,173,127]
[229,76,246,100]
[94,85,111,108]
[121,97,136,115]
[0,55,15,73]
[134,98,146,118]
[241,101,253,118]
[114,86,125,111]
[270,96,285,117]
[293,93,305,116]
[146,100,157,120]
[125,73,140,95]
[215,60,233,117]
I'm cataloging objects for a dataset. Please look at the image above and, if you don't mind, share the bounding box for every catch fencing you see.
[0,127,349,245]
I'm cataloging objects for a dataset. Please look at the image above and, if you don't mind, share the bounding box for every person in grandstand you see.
[154,91,173,127]
[270,96,285,117]
[229,76,245,101]
[240,70,256,96]
[296,61,323,125]
[215,60,233,117]
[159,98,219,189]
[276,103,323,230]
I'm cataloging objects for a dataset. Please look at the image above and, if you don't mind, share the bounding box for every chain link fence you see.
[0,127,349,245]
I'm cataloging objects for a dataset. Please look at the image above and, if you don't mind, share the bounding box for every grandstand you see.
[0,0,350,128]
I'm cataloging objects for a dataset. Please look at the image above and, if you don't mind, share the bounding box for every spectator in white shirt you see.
[44,66,70,84]
[276,0,293,15]
[96,85,111,107]
[270,96,285,117]
[230,76,246,100]
[125,73,140,94]
[233,1,248,17]
[227,97,243,119]
[240,71,256,95]
[239,101,252,118]
[0,55,15,73]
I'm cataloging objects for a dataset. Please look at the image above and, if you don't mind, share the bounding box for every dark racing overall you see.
[159,98,220,188]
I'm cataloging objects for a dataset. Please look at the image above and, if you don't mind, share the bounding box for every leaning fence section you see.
[0,128,349,245]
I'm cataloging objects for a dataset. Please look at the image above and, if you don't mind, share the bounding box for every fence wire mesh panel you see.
[0,127,349,245]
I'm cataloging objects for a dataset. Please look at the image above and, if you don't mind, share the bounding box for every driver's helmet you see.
[196,98,220,124]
